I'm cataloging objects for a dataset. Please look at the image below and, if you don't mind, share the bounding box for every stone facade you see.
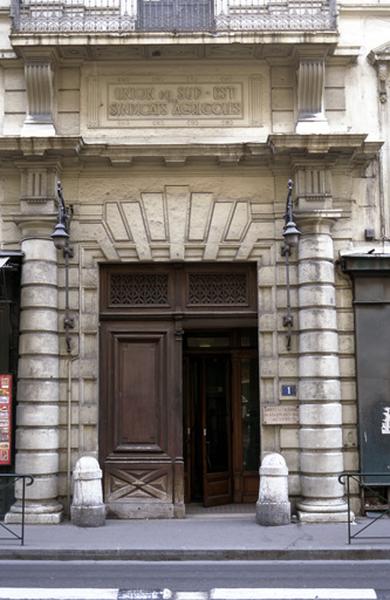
[0,0,389,522]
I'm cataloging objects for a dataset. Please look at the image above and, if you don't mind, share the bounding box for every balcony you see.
[10,0,337,34]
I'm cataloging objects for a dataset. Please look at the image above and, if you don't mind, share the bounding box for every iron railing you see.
[339,472,390,545]
[0,474,34,546]
[10,0,337,34]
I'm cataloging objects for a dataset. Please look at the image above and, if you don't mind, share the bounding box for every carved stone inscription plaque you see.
[263,405,299,425]
[109,83,242,119]
[87,74,263,128]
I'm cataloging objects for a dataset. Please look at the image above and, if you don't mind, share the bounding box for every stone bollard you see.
[71,456,106,527]
[256,452,291,526]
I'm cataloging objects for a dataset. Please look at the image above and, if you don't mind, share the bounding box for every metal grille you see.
[110,273,169,306]
[11,0,337,33]
[188,272,248,305]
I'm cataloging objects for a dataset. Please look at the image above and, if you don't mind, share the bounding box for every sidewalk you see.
[1,511,390,560]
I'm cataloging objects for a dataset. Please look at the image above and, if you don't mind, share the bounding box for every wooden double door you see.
[184,337,259,507]
[99,263,259,517]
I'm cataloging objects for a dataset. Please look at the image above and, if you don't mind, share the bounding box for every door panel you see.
[115,335,164,451]
[100,320,184,518]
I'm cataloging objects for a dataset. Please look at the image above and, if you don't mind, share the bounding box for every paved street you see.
[0,560,390,592]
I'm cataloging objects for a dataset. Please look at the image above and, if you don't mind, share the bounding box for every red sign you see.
[0,374,12,465]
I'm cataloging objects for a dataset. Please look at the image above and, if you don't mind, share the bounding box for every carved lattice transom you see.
[110,273,169,305]
[188,272,248,305]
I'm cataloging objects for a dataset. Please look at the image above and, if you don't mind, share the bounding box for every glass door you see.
[202,355,232,507]
[183,329,259,506]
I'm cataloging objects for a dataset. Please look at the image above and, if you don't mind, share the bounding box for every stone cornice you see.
[368,41,390,65]
[10,32,339,51]
[268,134,383,169]
[8,35,339,65]
[0,136,84,158]
[269,133,370,153]
[339,2,390,12]
[0,134,383,168]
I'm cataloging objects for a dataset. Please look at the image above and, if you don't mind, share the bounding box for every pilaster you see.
[5,164,63,524]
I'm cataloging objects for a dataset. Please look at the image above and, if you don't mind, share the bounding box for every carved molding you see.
[107,468,170,501]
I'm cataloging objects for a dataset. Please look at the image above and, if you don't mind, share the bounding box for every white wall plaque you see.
[263,405,299,425]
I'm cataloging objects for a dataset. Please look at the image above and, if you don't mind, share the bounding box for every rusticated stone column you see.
[296,212,349,522]
[6,223,62,524]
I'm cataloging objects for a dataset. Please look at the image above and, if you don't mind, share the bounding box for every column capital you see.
[15,216,57,240]
[296,209,343,234]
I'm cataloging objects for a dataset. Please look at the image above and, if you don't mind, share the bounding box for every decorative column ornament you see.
[296,210,349,522]
[295,166,332,209]
[19,164,58,207]
[378,63,388,104]
[296,58,329,134]
[22,59,56,136]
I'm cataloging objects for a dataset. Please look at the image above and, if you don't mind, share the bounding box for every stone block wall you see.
[0,151,374,518]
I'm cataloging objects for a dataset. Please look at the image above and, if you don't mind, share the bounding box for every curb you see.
[0,548,390,560]
[0,589,379,600]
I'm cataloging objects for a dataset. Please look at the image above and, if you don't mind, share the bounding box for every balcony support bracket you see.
[295,50,329,135]
[22,52,57,137]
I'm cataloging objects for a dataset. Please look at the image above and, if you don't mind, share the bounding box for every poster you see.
[0,374,12,465]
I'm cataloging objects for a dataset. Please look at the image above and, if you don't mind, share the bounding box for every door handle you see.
[203,428,207,437]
